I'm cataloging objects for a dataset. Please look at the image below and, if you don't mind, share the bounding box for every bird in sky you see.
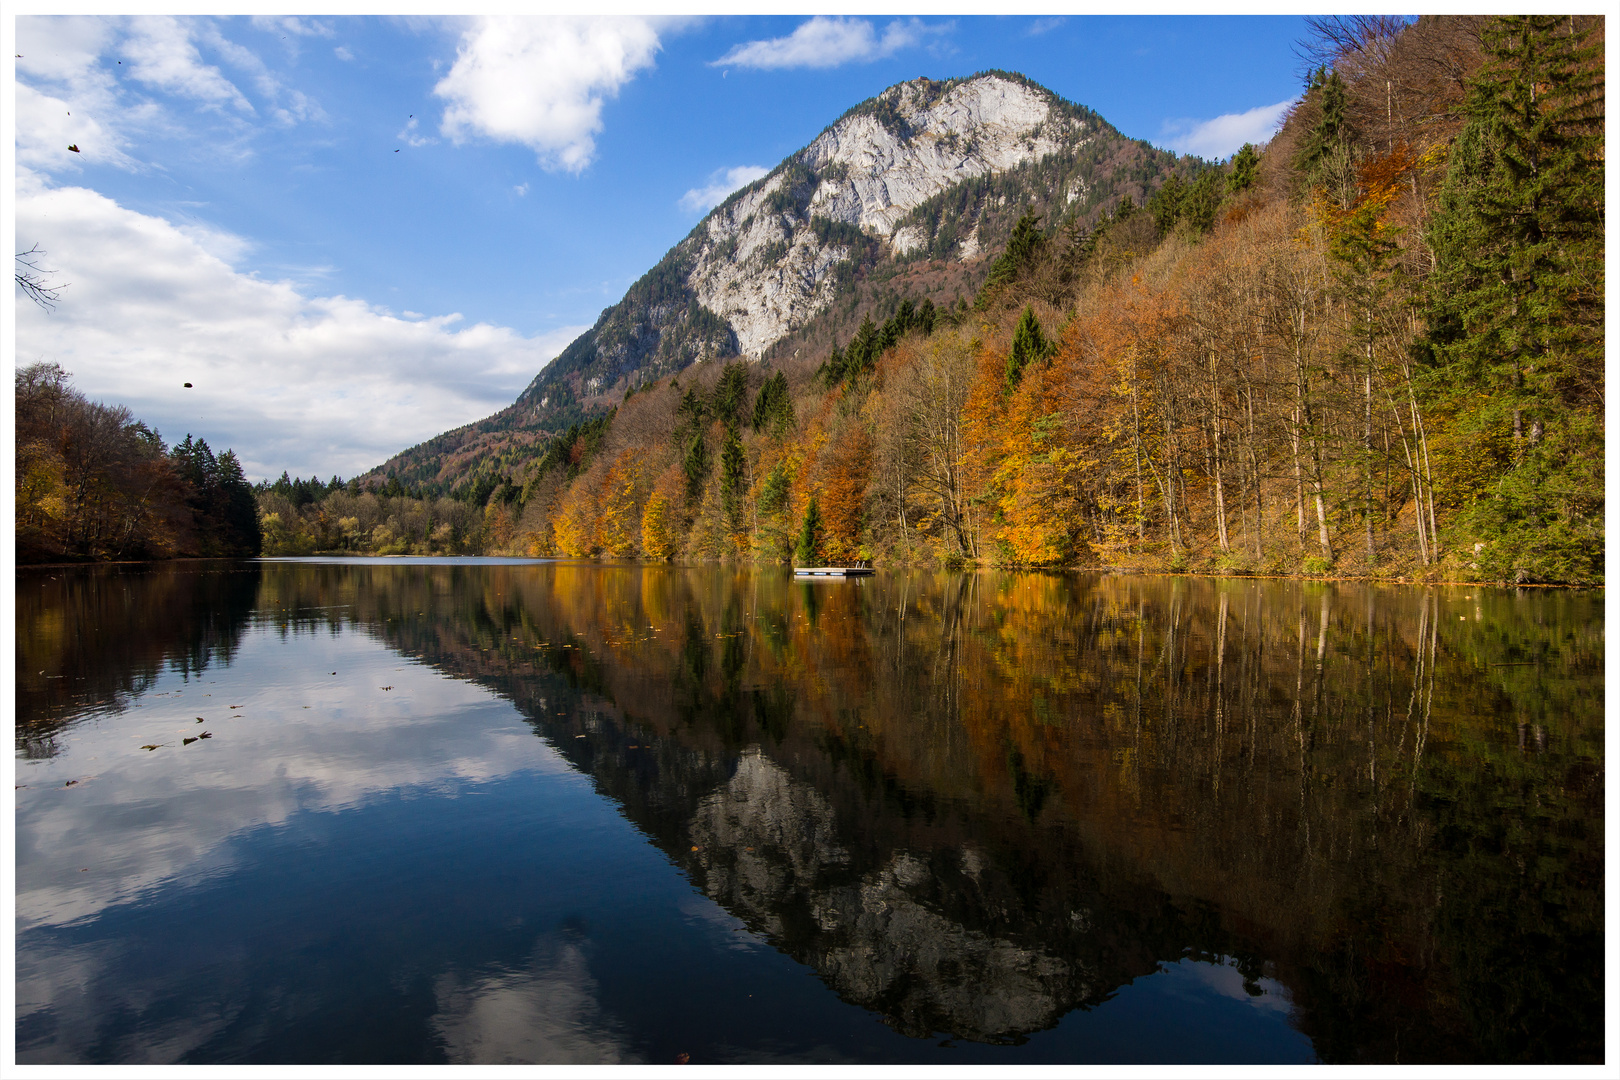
[68,144,79,153]
[183,382,193,388]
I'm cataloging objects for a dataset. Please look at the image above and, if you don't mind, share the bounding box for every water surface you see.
[14,560,1604,1063]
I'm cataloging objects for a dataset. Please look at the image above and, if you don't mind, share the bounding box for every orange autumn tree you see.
[817,419,873,564]
[964,312,1085,566]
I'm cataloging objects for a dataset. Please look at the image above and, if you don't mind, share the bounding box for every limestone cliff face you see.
[502,71,1178,419]
[375,72,1187,488]
[687,75,1082,358]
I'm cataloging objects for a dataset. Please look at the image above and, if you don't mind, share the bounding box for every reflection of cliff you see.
[691,750,1095,1042]
[252,562,1604,1061]
[16,561,261,756]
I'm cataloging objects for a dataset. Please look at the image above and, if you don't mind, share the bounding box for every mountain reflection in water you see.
[14,560,1604,1064]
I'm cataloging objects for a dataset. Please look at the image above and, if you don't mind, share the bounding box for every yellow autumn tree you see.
[598,450,646,557]
[641,492,676,560]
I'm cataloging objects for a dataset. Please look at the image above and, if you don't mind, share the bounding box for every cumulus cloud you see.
[712,16,949,70]
[15,15,327,175]
[1028,17,1067,36]
[679,165,769,214]
[434,16,663,172]
[14,173,585,481]
[123,15,254,113]
[1160,99,1292,160]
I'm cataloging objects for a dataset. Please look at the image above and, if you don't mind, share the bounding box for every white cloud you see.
[15,15,326,177]
[198,19,328,126]
[398,115,434,148]
[250,15,334,39]
[434,16,663,172]
[15,80,143,174]
[1159,99,1292,160]
[334,45,354,62]
[679,165,768,214]
[123,15,253,113]
[712,16,948,70]
[1028,17,1067,37]
[14,172,586,481]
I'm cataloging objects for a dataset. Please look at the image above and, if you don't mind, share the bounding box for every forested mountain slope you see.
[370,72,1199,495]
[269,17,1600,583]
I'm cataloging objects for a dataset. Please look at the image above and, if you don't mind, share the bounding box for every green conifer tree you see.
[1227,143,1261,194]
[720,423,747,530]
[1422,15,1604,582]
[1006,307,1050,392]
[794,495,824,566]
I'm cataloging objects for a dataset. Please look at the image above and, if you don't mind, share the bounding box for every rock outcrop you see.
[373,71,1190,492]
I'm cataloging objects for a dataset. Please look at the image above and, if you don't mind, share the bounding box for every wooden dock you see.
[793,566,875,577]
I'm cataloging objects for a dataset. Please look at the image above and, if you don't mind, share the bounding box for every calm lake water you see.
[14,559,1604,1064]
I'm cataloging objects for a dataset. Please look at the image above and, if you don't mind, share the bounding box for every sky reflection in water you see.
[14,560,1601,1063]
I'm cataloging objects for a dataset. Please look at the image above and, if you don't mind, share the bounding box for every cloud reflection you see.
[16,623,569,932]
[432,935,640,1064]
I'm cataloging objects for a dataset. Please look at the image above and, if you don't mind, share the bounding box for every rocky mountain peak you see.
[372,72,1187,491]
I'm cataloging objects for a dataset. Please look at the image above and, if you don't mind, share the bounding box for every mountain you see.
[373,71,1197,495]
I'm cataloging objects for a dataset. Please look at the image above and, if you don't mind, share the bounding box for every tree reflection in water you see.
[16,561,1603,1063]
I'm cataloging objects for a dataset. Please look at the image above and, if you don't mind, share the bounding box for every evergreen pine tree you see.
[1422,15,1604,582]
[794,495,823,566]
[1182,170,1224,235]
[982,213,1046,293]
[720,423,747,530]
[1006,307,1050,392]
[1149,174,1185,234]
[1228,143,1261,194]
[214,450,263,556]
[715,361,749,426]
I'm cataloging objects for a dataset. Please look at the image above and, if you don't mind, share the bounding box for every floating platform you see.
[793,566,875,577]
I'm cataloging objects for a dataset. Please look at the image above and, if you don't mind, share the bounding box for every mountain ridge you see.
[372,70,1198,495]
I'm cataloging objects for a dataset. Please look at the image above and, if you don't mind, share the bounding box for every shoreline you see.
[15,555,1602,589]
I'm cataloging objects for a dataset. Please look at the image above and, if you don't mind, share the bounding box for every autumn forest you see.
[19,17,1604,584]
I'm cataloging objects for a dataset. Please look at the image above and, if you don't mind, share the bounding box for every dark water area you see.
[13,559,1604,1064]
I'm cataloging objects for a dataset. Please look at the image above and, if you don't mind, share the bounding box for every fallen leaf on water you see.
[141,745,161,751]
[183,737,198,745]
[199,732,212,739]
[65,780,79,786]
[675,1053,690,1064]
[197,718,206,723]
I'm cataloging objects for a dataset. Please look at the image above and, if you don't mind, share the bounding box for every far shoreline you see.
[15,555,1602,589]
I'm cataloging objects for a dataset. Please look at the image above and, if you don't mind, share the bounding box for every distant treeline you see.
[16,363,261,563]
[259,17,1603,583]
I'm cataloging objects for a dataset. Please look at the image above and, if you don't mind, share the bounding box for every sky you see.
[9,13,1311,482]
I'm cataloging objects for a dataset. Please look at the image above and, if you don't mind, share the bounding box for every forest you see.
[30,17,1599,584]
[269,17,1594,582]
[15,363,261,563]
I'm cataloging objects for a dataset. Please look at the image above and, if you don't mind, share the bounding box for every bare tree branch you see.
[16,244,66,311]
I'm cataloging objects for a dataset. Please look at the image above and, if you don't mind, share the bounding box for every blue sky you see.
[11,14,1308,481]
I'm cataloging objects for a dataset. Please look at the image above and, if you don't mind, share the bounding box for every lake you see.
[13,559,1604,1064]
